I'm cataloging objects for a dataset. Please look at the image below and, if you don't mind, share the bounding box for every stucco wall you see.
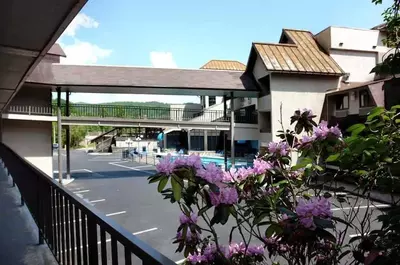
[330,27,387,52]
[2,119,52,177]
[330,50,377,82]
[234,125,259,141]
[270,74,340,141]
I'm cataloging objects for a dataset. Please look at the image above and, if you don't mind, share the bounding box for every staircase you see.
[95,136,114,152]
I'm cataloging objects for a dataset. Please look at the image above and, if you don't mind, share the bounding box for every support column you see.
[66,92,71,179]
[56,87,62,183]
[224,132,228,170]
[203,130,208,151]
[230,92,235,168]
[163,133,167,151]
[187,129,191,153]
[223,95,227,121]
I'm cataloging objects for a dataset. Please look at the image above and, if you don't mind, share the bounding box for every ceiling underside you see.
[0,0,86,111]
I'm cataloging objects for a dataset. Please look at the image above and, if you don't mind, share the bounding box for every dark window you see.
[336,94,349,110]
[259,111,271,133]
[209,96,216,107]
[360,90,372,107]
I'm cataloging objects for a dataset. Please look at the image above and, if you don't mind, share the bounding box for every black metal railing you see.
[54,104,230,123]
[0,143,176,265]
[4,103,258,124]
[6,105,52,115]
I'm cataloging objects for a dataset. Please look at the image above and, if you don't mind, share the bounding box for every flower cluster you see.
[176,229,200,244]
[229,242,264,257]
[313,121,342,140]
[209,186,239,206]
[295,197,332,230]
[179,212,198,225]
[268,141,290,156]
[197,162,223,184]
[156,154,203,175]
[252,158,272,175]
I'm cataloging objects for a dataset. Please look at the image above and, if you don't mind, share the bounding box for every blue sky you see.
[57,0,388,104]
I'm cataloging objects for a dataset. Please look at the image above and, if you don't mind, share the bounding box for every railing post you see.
[37,174,44,245]
[28,105,31,115]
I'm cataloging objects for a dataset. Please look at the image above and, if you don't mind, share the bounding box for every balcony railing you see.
[6,105,52,115]
[0,143,176,265]
[4,104,258,124]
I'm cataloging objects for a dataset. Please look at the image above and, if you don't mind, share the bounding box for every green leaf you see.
[257,174,265,184]
[395,119,400,124]
[367,107,385,121]
[265,223,283,238]
[148,174,164,183]
[346,124,365,136]
[171,176,182,201]
[314,165,324,172]
[157,176,169,192]
[198,206,210,216]
[384,157,393,163]
[326,153,340,162]
[390,104,400,111]
[314,217,335,229]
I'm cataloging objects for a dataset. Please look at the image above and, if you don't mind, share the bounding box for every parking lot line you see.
[132,227,158,235]
[89,199,106,203]
[109,162,154,174]
[106,211,127,217]
[73,189,90,194]
[332,204,389,211]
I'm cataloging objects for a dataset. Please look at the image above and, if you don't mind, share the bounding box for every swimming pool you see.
[157,153,252,169]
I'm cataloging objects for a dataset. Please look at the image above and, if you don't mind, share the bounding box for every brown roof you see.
[371,23,386,31]
[47,43,66,57]
[253,29,344,75]
[26,63,258,94]
[326,79,388,95]
[201,60,246,71]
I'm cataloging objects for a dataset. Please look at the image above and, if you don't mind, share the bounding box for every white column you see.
[230,92,235,168]
[187,129,191,153]
[203,130,208,151]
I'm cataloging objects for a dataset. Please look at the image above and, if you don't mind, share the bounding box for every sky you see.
[56,0,389,104]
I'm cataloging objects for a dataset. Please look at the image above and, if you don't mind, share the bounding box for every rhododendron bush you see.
[148,107,400,265]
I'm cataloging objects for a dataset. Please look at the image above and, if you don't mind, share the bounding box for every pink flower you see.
[179,212,198,224]
[302,108,314,118]
[176,229,200,243]
[173,156,187,167]
[313,121,342,140]
[187,252,207,264]
[267,141,290,156]
[186,154,203,169]
[301,135,315,145]
[156,154,175,175]
[229,242,264,257]
[252,159,272,175]
[247,245,265,256]
[209,187,238,206]
[295,197,332,230]
[197,163,223,184]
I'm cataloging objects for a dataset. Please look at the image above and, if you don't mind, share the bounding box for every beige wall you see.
[2,119,53,177]
[330,50,377,82]
[270,74,340,141]
[233,125,259,141]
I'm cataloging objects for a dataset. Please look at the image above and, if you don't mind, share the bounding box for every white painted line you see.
[175,258,186,264]
[132,227,158,235]
[349,233,369,238]
[332,204,390,211]
[109,162,154,174]
[73,189,90,194]
[106,211,127,217]
[97,227,158,244]
[89,199,106,203]
[82,169,93,173]
[131,165,154,169]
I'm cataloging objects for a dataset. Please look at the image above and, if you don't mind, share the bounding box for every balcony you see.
[0,143,176,265]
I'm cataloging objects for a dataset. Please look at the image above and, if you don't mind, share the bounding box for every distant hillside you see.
[52,99,170,107]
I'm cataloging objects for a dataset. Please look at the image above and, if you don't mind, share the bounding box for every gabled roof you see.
[371,23,386,31]
[252,29,344,75]
[47,43,66,57]
[201,60,246,71]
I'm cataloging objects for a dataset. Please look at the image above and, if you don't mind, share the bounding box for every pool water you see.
[159,154,253,169]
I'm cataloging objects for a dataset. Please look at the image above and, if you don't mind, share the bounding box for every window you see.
[208,96,216,107]
[335,94,349,110]
[360,90,372,107]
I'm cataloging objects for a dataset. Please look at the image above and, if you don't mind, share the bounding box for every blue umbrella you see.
[157,132,163,141]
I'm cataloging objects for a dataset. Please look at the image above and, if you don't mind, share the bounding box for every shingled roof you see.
[201,60,246,71]
[252,29,344,75]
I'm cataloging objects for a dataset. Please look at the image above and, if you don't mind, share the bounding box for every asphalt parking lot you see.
[53,150,390,263]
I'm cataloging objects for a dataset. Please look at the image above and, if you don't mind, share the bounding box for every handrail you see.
[0,143,176,265]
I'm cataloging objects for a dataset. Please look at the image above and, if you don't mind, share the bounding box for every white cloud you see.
[63,13,99,37]
[60,40,112,64]
[150,51,177,68]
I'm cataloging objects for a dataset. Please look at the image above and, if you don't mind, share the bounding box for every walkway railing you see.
[4,104,258,124]
[0,143,176,265]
